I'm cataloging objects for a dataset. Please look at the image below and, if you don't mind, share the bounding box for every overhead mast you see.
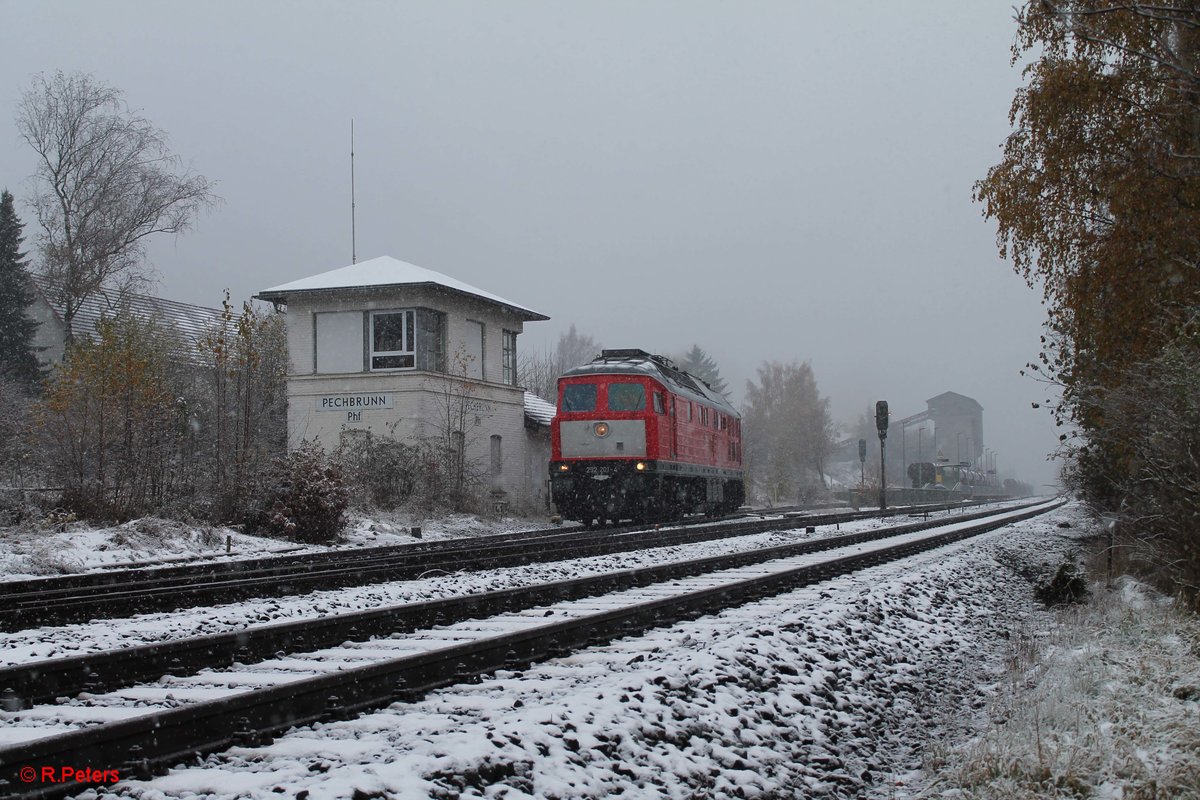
[351,119,357,264]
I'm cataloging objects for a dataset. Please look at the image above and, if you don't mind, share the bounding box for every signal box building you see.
[256,256,553,510]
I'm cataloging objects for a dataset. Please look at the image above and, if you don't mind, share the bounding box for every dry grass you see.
[921,577,1200,799]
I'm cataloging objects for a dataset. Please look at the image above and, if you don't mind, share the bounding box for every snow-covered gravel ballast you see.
[89,502,1095,800]
[0,503,1054,752]
[0,510,966,667]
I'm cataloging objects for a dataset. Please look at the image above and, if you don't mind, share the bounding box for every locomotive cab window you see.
[653,392,665,414]
[562,384,597,412]
[607,382,646,411]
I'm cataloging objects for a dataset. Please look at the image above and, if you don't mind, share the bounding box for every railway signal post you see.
[857,438,867,489]
[875,401,889,509]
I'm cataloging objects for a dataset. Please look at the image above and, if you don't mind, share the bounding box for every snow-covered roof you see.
[31,275,234,352]
[563,349,739,416]
[523,391,554,429]
[523,391,556,427]
[257,256,549,321]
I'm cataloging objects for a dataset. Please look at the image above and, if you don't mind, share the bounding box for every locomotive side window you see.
[608,382,646,411]
[686,402,692,422]
[562,384,597,412]
[653,392,665,414]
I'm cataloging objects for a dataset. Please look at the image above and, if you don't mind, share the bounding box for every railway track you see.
[0,501,984,631]
[0,498,1060,799]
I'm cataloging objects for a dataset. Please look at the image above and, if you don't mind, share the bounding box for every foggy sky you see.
[1,1,1063,490]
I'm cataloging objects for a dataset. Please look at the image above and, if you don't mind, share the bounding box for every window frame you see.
[369,309,416,371]
[562,383,598,412]
[490,434,503,476]
[607,382,647,412]
[502,329,518,386]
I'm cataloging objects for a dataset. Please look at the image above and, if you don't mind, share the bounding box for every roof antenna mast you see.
[351,119,357,264]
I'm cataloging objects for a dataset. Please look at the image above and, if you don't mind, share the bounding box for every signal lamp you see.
[594,422,610,437]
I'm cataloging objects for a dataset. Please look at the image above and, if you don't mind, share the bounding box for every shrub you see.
[1035,559,1090,607]
[247,443,349,543]
[1063,320,1200,607]
[333,429,422,510]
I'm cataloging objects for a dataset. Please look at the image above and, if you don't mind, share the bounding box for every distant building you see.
[27,275,230,368]
[830,390,985,477]
[895,391,984,468]
[256,256,554,511]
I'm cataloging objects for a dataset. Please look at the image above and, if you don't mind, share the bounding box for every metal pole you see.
[351,119,357,264]
[879,439,887,510]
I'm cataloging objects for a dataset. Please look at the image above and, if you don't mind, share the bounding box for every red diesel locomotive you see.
[550,349,745,525]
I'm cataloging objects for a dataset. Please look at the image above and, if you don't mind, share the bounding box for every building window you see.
[414,308,446,372]
[490,434,502,476]
[465,319,484,379]
[502,330,518,386]
[370,310,415,370]
[371,308,445,372]
[451,430,465,473]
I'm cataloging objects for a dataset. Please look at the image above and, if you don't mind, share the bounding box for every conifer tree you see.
[679,344,728,398]
[0,189,42,384]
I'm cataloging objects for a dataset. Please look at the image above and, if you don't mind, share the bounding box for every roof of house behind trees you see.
[31,275,234,351]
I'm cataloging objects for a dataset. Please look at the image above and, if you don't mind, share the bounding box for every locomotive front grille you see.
[559,419,646,458]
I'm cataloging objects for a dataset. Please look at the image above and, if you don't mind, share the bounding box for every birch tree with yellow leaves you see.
[977,1,1200,601]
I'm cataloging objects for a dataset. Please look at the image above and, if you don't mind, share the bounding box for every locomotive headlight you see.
[593,422,610,437]
[557,463,570,472]
[635,462,646,471]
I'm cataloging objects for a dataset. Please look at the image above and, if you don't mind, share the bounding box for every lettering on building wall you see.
[316,394,394,412]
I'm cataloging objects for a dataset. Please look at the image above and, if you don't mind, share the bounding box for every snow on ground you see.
[0,513,909,666]
[89,500,1191,800]
[915,531,1200,799]
[9,500,1195,798]
[0,510,558,581]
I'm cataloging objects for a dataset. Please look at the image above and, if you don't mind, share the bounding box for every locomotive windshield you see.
[562,384,598,412]
[607,382,646,411]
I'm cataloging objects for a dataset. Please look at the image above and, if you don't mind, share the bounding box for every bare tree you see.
[554,324,602,375]
[424,345,487,509]
[742,360,836,504]
[518,325,603,403]
[518,344,559,402]
[16,71,217,343]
